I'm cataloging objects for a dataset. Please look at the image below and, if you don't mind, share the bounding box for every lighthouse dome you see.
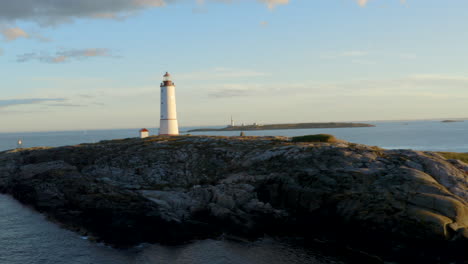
[161,72,174,87]
[163,72,171,81]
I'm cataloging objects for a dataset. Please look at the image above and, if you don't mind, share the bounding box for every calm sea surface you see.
[0,194,344,264]
[1,120,467,152]
[0,120,467,263]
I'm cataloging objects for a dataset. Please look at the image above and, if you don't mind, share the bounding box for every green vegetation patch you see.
[437,152,468,163]
[292,134,338,143]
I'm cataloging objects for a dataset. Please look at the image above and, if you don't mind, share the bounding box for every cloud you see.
[46,103,86,107]
[17,48,113,63]
[203,73,468,100]
[0,98,66,108]
[258,0,290,9]
[195,0,290,10]
[0,98,87,112]
[0,0,291,25]
[0,26,28,41]
[0,0,410,28]
[209,86,251,98]
[356,0,407,7]
[357,0,370,7]
[0,25,50,42]
[206,82,290,98]
[0,0,166,25]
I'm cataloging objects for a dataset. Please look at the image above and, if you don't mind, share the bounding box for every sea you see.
[0,194,345,264]
[0,120,467,264]
[1,120,467,153]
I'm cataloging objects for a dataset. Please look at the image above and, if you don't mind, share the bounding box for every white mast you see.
[159,72,179,136]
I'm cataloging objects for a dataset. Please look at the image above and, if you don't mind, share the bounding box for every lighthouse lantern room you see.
[159,72,179,136]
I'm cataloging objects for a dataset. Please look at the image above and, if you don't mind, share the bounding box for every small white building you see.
[140,128,149,139]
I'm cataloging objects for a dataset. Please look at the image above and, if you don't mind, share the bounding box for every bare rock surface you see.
[0,136,466,262]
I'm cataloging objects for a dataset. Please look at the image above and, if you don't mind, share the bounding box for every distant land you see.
[188,122,375,132]
[441,120,464,123]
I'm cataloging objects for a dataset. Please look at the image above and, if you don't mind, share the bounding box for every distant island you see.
[441,120,464,123]
[188,122,375,132]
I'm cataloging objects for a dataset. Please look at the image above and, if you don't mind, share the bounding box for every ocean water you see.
[1,120,467,152]
[0,194,344,264]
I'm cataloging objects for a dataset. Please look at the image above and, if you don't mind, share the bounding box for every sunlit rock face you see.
[0,136,466,261]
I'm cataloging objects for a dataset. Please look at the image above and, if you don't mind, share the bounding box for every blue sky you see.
[1,0,467,132]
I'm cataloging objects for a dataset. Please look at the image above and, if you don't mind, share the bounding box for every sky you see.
[0,0,467,132]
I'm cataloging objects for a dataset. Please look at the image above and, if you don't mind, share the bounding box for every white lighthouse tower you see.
[159,72,179,136]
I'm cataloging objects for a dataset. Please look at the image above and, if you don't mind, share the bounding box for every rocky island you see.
[441,120,464,123]
[188,122,375,132]
[0,135,466,263]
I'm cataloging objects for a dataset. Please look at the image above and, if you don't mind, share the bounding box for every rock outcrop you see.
[0,136,466,262]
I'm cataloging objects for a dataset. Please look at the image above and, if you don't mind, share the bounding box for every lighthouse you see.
[159,72,179,136]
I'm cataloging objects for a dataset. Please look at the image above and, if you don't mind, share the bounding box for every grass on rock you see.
[437,152,468,163]
[292,134,338,143]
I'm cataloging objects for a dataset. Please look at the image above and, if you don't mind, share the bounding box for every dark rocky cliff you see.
[0,136,466,262]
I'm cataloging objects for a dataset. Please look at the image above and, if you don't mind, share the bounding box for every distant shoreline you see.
[441,120,464,123]
[188,122,375,132]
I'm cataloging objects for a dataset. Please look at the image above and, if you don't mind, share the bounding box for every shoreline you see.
[188,122,375,132]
